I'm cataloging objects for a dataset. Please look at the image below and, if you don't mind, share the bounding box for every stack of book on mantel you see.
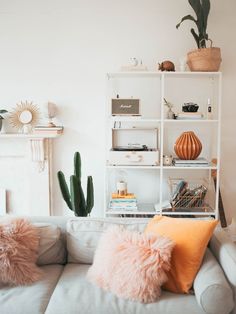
[173,158,209,167]
[109,193,137,211]
[33,126,64,134]
[176,112,204,120]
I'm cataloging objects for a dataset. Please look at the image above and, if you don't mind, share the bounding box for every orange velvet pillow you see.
[145,216,218,294]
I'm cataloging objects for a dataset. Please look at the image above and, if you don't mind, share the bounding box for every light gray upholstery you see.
[0,265,64,314]
[46,264,206,314]
[29,216,68,265]
[194,248,234,314]
[67,217,148,264]
[210,229,236,314]
[0,216,234,314]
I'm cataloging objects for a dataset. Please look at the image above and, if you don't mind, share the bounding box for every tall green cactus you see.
[57,152,94,216]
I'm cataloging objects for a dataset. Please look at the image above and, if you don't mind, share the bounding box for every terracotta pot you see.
[174,131,202,160]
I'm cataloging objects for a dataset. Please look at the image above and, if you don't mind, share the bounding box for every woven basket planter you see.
[187,39,221,72]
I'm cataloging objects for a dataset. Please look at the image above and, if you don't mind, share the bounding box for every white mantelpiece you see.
[0,133,61,216]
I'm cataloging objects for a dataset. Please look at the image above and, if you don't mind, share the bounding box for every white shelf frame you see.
[105,72,222,219]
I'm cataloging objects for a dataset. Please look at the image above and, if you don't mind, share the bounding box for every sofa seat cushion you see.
[0,265,64,314]
[45,264,206,314]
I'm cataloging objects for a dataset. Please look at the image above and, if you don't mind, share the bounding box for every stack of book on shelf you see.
[33,126,64,134]
[173,158,209,167]
[109,193,137,211]
[176,112,203,120]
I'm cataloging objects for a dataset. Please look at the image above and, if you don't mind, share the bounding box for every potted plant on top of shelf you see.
[176,0,221,72]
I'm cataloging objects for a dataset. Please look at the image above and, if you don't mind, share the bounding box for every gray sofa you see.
[0,216,235,314]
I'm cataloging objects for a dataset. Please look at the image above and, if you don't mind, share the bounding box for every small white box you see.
[109,150,159,166]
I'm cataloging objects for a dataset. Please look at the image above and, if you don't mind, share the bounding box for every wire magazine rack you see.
[168,178,212,212]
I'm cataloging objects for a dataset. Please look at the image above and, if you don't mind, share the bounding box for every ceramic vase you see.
[174,131,202,160]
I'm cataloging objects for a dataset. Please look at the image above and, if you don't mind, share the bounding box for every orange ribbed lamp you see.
[174,131,202,160]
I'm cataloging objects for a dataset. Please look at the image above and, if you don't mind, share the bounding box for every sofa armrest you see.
[209,229,236,314]
[194,248,234,314]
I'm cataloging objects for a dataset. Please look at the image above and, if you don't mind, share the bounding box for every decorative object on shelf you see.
[117,180,127,196]
[57,151,94,217]
[182,103,199,112]
[109,193,137,211]
[206,98,213,119]
[158,61,175,72]
[164,98,175,119]
[163,155,173,166]
[9,101,40,134]
[169,179,208,211]
[174,131,202,160]
[43,102,57,127]
[173,157,209,167]
[111,98,140,116]
[0,109,8,133]
[176,0,221,72]
[121,58,148,71]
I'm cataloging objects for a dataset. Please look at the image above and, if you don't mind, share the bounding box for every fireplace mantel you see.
[0,133,62,216]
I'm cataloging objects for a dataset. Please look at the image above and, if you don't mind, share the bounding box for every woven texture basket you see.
[187,44,221,72]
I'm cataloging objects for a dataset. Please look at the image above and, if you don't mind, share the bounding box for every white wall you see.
[0,0,235,221]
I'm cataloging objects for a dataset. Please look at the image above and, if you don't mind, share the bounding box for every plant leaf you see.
[176,14,197,29]
[191,28,200,48]
[0,110,8,114]
[189,0,202,19]
[57,171,72,210]
[86,176,94,214]
[189,0,204,34]
[201,0,210,35]
[70,175,81,216]
[74,152,81,180]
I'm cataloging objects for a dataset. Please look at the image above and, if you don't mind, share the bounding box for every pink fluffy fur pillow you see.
[87,226,174,303]
[0,218,43,286]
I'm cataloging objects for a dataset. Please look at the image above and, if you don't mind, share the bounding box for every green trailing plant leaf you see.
[57,171,72,210]
[176,14,197,29]
[86,176,94,215]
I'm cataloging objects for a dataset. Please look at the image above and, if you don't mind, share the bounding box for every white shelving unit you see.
[105,71,222,219]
